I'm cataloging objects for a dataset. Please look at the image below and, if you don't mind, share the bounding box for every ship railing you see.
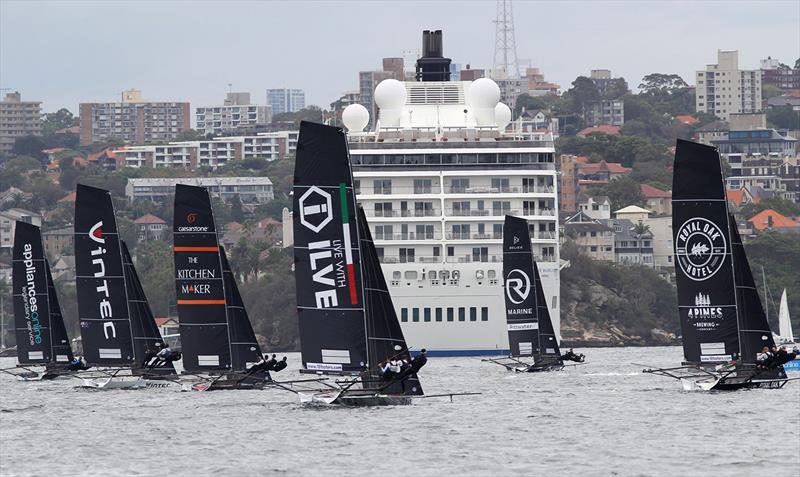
[378,255,440,264]
[445,255,504,263]
[361,186,442,195]
[362,209,441,218]
[374,233,441,241]
[536,231,557,240]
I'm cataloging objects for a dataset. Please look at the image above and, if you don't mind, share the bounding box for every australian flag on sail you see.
[672,140,739,363]
[502,215,540,357]
[293,121,366,374]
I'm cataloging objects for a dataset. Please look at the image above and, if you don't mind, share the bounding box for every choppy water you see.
[1,347,798,476]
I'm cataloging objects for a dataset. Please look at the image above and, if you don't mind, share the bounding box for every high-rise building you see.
[0,92,42,154]
[583,100,625,126]
[558,155,579,213]
[695,50,762,121]
[196,92,271,136]
[760,57,800,91]
[359,57,407,127]
[79,89,190,146]
[266,89,305,115]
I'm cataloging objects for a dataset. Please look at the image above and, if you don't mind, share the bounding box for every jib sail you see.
[12,221,54,365]
[533,260,561,363]
[672,140,739,363]
[173,184,231,372]
[120,241,174,373]
[502,216,541,357]
[74,184,135,366]
[219,245,263,372]
[357,207,423,395]
[45,258,74,364]
[293,121,367,374]
[728,215,784,380]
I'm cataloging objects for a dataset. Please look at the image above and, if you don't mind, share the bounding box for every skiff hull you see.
[298,391,413,406]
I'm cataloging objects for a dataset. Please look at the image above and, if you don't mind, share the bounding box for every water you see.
[1,347,798,476]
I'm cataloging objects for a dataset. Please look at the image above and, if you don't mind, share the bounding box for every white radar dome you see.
[495,102,511,130]
[374,79,407,109]
[467,78,501,109]
[342,104,369,132]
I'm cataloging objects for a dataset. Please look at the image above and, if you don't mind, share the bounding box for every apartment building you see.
[196,92,271,136]
[583,100,624,127]
[113,131,298,169]
[79,89,190,146]
[266,88,305,115]
[558,154,579,213]
[125,177,274,204]
[0,92,42,154]
[0,208,42,252]
[695,50,762,120]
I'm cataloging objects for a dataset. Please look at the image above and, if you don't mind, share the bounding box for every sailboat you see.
[172,184,267,391]
[74,184,177,389]
[643,140,791,391]
[775,290,799,371]
[484,215,574,372]
[2,221,75,381]
[292,121,424,406]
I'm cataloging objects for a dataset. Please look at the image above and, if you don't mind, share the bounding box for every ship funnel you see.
[415,30,452,82]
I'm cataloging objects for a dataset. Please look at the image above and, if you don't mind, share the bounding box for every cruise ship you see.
[340,31,560,355]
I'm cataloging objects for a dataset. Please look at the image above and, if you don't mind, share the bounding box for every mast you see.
[74,184,135,366]
[671,140,740,364]
[292,120,368,374]
[173,184,232,372]
[11,221,53,364]
[762,266,768,324]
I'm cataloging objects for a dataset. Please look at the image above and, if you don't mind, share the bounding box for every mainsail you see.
[74,184,135,366]
[778,290,794,343]
[672,140,740,364]
[120,241,174,373]
[12,221,56,364]
[502,215,561,363]
[357,207,422,395]
[293,121,367,374]
[219,245,263,372]
[173,184,231,372]
[45,258,74,364]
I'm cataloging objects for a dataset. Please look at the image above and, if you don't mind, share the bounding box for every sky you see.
[1,0,798,115]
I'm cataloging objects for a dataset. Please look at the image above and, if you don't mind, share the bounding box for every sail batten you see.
[74,184,135,365]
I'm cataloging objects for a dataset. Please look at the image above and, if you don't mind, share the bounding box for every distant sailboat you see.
[643,140,791,390]
[1,221,75,380]
[292,121,424,406]
[776,289,794,344]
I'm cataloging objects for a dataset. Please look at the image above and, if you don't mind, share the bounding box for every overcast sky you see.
[1,0,798,114]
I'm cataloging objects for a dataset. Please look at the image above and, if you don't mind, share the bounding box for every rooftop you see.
[640,184,671,198]
[614,205,651,215]
[577,125,621,137]
[579,160,631,174]
[748,209,799,231]
[134,213,166,225]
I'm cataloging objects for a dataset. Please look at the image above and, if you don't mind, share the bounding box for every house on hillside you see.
[42,226,73,258]
[577,125,621,137]
[135,213,167,241]
[51,255,75,281]
[577,160,631,186]
[578,195,612,220]
[725,187,759,211]
[0,208,42,253]
[640,184,672,215]
[562,211,615,262]
[747,209,800,233]
[603,217,655,267]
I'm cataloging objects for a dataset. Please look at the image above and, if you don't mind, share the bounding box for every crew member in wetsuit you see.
[772,346,798,368]
[66,356,90,371]
[149,345,180,369]
[247,354,269,373]
[264,354,278,371]
[272,356,288,372]
[756,346,774,369]
[409,349,428,374]
[141,343,160,369]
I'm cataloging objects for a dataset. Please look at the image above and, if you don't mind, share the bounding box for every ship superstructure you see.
[339,31,560,355]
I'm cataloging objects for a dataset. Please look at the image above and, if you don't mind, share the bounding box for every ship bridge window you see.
[478,154,497,164]
[458,307,466,321]
[386,155,404,165]
[424,308,431,322]
[499,153,520,163]
[425,155,442,165]
[404,271,418,280]
[405,155,424,165]
[470,307,477,321]
[361,155,384,166]
[459,154,478,164]
[441,154,456,164]
[447,308,454,322]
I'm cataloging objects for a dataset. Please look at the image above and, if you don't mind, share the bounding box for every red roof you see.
[578,160,631,174]
[675,115,699,126]
[640,183,671,198]
[256,217,282,228]
[58,191,76,203]
[134,213,166,225]
[154,317,178,327]
[577,125,621,136]
[748,209,799,231]
[42,147,66,154]
[575,155,590,164]
[225,221,243,232]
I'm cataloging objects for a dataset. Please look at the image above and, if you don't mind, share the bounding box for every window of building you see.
[414,179,433,194]
[458,307,466,322]
[481,307,489,321]
[590,246,598,252]
[447,246,455,257]
[470,307,477,321]
[424,308,431,322]
[435,308,443,322]
[472,247,488,263]
[447,308,454,322]
[374,225,393,240]
[412,308,420,322]
[399,248,415,263]
[401,308,408,322]
[374,179,391,194]
[451,178,469,192]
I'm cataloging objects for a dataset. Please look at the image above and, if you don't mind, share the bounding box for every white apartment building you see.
[113,131,298,169]
[0,208,42,251]
[125,177,274,204]
[196,92,271,136]
[696,50,762,120]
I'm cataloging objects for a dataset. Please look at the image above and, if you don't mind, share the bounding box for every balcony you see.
[374,233,440,241]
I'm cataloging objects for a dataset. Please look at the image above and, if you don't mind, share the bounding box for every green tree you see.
[589,176,645,211]
[638,73,688,95]
[174,129,207,141]
[12,136,47,163]
[42,108,78,136]
[230,194,245,223]
[513,93,548,117]
[560,76,600,115]
[135,241,175,317]
[603,78,629,100]
[766,105,800,130]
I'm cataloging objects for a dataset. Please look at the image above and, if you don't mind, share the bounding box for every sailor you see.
[409,349,428,374]
[150,344,180,368]
[247,354,269,373]
[756,346,773,369]
[272,357,288,373]
[141,343,160,368]
[66,356,90,371]
[264,354,278,371]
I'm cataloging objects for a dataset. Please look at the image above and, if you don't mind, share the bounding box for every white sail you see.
[778,289,794,343]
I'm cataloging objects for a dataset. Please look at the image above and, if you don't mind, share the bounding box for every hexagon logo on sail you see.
[299,186,333,233]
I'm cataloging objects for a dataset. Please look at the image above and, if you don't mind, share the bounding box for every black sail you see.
[502,216,541,357]
[533,261,562,363]
[45,259,74,364]
[357,207,423,395]
[173,184,231,372]
[293,121,367,374]
[12,221,53,364]
[672,140,739,364]
[120,241,174,373]
[728,215,784,380]
[219,246,263,372]
[74,184,134,365]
